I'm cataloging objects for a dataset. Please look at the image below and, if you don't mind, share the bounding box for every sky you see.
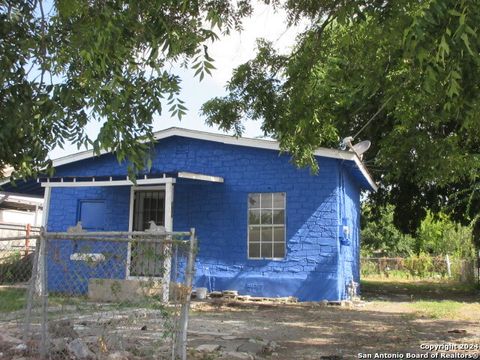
[49,1,306,160]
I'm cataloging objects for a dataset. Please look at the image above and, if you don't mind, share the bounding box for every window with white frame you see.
[248,193,286,259]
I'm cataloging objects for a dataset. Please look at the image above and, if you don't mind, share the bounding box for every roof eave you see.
[27,127,378,191]
[353,156,378,192]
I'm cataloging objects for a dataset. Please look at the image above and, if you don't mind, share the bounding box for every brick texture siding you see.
[46,136,362,301]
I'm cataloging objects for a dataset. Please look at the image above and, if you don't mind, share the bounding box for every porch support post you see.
[162,179,174,302]
[42,186,51,230]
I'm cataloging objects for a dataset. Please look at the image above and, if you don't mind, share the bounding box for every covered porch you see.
[1,171,222,297]
[36,171,223,280]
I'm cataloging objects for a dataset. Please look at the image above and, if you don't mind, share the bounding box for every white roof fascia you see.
[52,127,355,166]
[52,149,101,167]
[42,127,376,190]
[353,156,378,192]
[177,171,224,183]
[154,127,355,161]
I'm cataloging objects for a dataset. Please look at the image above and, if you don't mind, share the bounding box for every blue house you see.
[5,128,377,301]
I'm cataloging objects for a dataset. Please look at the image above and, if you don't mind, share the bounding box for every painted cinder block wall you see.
[46,135,363,301]
[337,167,362,299]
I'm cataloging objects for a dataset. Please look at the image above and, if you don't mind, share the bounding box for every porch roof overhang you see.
[39,171,224,188]
[1,171,223,193]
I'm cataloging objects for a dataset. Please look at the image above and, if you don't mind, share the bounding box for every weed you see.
[0,287,26,312]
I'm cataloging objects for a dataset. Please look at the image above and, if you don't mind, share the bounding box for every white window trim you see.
[126,182,174,279]
[247,192,286,260]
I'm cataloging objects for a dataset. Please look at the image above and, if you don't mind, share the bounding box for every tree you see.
[0,0,252,180]
[362,204,475,259]
[361,204,415,257]
[416,211,475,258]
[201,0,480,234]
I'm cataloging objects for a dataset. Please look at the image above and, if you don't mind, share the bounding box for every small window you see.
[78,200,106,231]
[248,193,286,259]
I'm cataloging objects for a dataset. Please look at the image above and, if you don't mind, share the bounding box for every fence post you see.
[445,255,451,277]
[25,223,31,256]
[162,237,172,303]
[175,228,196,360]
[24,230,41,341]
[39,228,48,358]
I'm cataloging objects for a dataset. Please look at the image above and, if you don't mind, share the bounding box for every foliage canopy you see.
[0,0,252,179]
[362,205,475,258]
[202,0,480,234]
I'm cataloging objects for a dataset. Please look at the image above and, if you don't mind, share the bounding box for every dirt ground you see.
[187,282,480,359]
[1,281,479,359]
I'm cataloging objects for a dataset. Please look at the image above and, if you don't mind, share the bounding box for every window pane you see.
[260,193,272,209]
[273,193,285,208]
[273,227,284,242]
[249,226,260,242]
[249,209,261,225]
[273,210,285,225]
[79,201,106,231]
[273,243,285,258]
[261,210,272,224]
[248,194,260,209]
[249,243,260,258]
[247,192,286,260]
[261,243,273,258]
[261,227,273,242]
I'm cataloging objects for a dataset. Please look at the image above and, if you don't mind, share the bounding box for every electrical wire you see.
[353,94,394,139]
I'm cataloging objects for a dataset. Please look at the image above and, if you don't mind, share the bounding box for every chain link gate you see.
[0,225,197,360]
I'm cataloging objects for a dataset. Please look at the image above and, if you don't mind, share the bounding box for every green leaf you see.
[460,33,474,56]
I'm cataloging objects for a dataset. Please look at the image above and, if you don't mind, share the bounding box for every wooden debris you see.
[222,290,239,299]
[200,289,298,304]
[209,291,223,298]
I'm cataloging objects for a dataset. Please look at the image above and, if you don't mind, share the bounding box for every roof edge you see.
[49,127,377,191]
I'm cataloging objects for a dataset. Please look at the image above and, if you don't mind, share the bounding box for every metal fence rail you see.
[0,223,40,286]
[361,256,478,283]
[0,225,197,360]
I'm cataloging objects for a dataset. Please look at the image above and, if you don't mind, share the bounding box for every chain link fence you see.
[0,223,39,286]
[361,256,479,283]
[0,224,197,360]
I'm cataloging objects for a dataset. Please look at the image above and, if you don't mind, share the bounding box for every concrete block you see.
[88,278,162,302]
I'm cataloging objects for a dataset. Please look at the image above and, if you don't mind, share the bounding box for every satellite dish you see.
[352,140,371,156]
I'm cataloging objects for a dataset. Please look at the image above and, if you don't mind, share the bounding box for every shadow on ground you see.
[189,281,480,359]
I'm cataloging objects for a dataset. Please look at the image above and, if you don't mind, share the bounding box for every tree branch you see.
[38,0,46,89]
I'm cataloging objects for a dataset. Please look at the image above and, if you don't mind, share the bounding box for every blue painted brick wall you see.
[46,135,364,301]
[337,166,361,299]
[46,186,130,294]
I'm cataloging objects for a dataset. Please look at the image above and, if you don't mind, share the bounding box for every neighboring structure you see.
[2,128,376,301]
[0,192,43,226]
[0,166,43,227]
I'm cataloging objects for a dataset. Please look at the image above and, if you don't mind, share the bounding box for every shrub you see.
[360,259,378,277]
[404,253,434,277]
[0,251,33,284]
